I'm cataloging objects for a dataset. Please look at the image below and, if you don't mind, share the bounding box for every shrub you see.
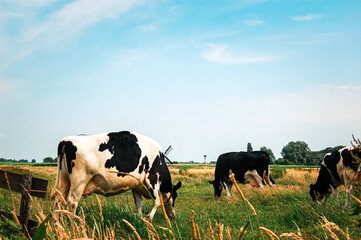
[271,165,287,179]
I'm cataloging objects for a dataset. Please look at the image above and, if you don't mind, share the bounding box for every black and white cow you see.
[209,151,275,198]
[309,147,360,209]
[51,131,182,220]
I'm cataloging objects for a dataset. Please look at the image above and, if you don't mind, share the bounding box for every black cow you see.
[310,147,360,209]
[209,151,275,198]
[51,131,182,220]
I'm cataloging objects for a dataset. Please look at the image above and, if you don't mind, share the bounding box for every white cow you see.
[310,147,360,209]
[51,131,181,219]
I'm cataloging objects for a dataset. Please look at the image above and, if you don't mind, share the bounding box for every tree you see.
[43,157,56,163]
[31,159,36,163]
[260,146,276,164]
[247,142,253,152]
[281,141,314,165]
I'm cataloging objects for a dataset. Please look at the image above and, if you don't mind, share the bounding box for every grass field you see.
[0,164,360,239]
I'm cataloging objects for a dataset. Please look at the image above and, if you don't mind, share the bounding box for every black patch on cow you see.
[323,150,342,183]
[148,152,173,193]
[57,140,77,174]
[139,156,150,174]
[309,164,335,201]
[341,148,359,171]
[99,131,142,176]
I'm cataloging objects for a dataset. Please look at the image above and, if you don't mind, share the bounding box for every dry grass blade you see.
[4,172,15,210]
[351,195,361,207]
[191,210,197,240]
[96,195,104,222]
[79,208,89,239]
[10,211,20,225]
[320,216,349,240]
[246,200,257,216]
[159,192,172,229]
[52,188,67,205]
[226,227,232,240]
[230,173,246,201]
[196,221,201,240]
[123,219,141,240]
[159,227,176,240]
[279,233,303,240]
[190,210,201,240]
[208,221,216,240]
[217,222,224,240]
[141,217,161,240]
[259,227,280,240]
[238,221,249,239]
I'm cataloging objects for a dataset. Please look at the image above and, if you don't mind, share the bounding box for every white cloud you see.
[292,14,322,21]
[201,43,278,64]
[244,20,264,26]
[24,0,145,43]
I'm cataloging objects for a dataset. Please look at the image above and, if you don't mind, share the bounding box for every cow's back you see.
[56,131,165,197]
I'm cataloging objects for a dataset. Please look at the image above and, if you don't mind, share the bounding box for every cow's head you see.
[164,181,182,217]
[309,184,323,203]
[209,180,222,198]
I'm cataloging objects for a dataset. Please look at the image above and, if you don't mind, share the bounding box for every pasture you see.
[0,164,360,239]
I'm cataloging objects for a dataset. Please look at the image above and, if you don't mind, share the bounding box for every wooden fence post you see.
[19,174,32,235]
[0,170,48,237]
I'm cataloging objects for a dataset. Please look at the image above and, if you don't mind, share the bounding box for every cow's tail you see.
[50,141,69,202]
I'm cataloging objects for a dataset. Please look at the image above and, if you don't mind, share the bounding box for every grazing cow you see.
[51,131,182,220]
[209,151,275,198]
[309,147,360,209]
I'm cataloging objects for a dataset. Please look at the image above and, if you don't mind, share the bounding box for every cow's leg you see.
[147,191,161,220]
[323,192,331,207]
[132,190,143,217]
[67,178,88,213]
[222,181,231,198]
[227,181,233,193]
[344,184,353,209]
[344,169,354,209]
[330,186,340,207]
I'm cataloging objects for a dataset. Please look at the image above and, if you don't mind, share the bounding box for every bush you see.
[271,165,287,179]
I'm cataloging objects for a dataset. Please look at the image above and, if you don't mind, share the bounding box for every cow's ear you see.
[174,181,182,190]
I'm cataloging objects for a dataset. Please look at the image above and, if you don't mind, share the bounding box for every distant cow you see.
[309,147,361,209]
[51,131,182,219]
[209,151,275,198]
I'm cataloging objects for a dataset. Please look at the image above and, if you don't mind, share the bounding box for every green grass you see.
[0,165,360,239]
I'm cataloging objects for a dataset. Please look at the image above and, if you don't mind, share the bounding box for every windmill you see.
[164,145,174,164]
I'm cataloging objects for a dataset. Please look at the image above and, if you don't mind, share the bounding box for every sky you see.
[0,0,361,163]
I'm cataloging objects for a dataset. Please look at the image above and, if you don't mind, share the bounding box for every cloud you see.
[201,43,278,64]
[244,20,264,26]
[292,14,322,21]
[24,0,145,43]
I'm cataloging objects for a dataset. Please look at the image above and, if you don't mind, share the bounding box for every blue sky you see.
[1,0,361,162]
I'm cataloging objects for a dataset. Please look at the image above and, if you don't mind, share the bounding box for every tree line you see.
[0,158,36,163]
[247,141,345,165]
